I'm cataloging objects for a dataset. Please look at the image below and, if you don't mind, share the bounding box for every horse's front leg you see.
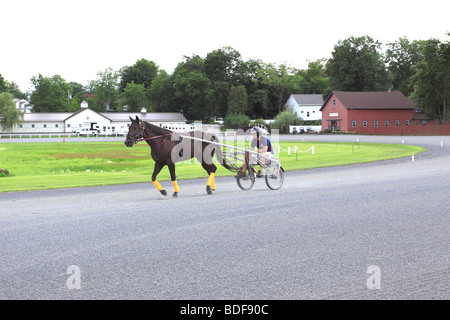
[167,161,179,198]
[152,161,167,196]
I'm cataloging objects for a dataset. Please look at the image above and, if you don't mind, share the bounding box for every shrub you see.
[271,111,303,134]
[224,113,250,129]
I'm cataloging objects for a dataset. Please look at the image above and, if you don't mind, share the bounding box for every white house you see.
[14,98,31,113]
[286,94,323,121]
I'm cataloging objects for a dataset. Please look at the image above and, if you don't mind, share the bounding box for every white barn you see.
[3,106,191,135]
[286,94,323,121]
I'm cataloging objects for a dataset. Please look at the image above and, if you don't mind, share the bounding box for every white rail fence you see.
[277,145,315,161]
[0,133,125,139]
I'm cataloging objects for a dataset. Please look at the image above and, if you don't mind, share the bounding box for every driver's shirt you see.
[251,136,272,152]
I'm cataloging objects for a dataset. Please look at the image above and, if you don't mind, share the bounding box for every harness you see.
[131,121,181,161]
[133,121,172,143]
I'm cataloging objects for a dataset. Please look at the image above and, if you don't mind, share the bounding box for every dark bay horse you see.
[124,116,231,197]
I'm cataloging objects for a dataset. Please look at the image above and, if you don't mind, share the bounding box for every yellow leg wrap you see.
[207,172,215,187]
[211,175,216,191]
[172,180,180,193]
[153,180,163,191]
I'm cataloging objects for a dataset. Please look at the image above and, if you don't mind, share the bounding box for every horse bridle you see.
[131,121,172,144]
[132,121,146,142]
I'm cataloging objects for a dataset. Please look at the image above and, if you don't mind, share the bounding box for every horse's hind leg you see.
[202,163,217,195]
[152,161,167,196]
[167,161,179,198]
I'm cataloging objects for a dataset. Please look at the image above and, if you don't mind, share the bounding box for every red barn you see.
[320,91,415,134]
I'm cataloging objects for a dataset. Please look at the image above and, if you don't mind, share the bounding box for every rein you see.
[135,133,172,143]
[133,121,173,143]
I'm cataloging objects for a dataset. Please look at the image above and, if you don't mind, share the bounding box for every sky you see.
[2,0,449,93]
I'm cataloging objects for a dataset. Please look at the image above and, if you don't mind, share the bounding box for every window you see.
[352,120,357,128]
[43,124,47,128]
[79,124,82,127]
[67,124,71,128]
[395,120,400,126]
[306,111,310,117]
[405,120,410,126]
[19,124,23,128]
[332,99,336,106]
[384,120,389,127]
[55,124,59,128]
[363,120,368,127]
[422,120,427,125]
[374,120,378,128]
[31,124,35,128]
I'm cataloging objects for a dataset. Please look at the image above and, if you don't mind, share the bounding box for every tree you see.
[91,68,120,111]
[411,38,449,124]
[0,92,22,131]
[0,74,27,99]
[227,85,248,115]
[149,70,176,112]
[29,74,70,112]
[120,59,159,92]
[248,89,269,119]
[0,74,8,93]
[296,59,330,94]
[326,35,391,91]
[204,47,244,118]
[120,81,150,112]
[204,46,242,84]
[172,55,215,121]
[258,63,297,114]
[385,37,426,96]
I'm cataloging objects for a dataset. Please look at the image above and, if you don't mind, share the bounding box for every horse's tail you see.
[212,135,234,172]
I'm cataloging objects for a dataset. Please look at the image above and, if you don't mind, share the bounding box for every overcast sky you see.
[2,0,448,93]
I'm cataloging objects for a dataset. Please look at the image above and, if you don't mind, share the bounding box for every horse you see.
[124,116,232,197]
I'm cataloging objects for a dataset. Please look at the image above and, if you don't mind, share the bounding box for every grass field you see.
[0,141,425,192]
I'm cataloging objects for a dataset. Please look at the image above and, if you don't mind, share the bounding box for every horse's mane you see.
[143,121,173,135]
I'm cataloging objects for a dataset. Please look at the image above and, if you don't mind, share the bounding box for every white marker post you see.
[412,153,415,162]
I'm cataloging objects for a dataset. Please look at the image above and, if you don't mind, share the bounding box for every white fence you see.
[0,133,125,139]
[278,145,315,156]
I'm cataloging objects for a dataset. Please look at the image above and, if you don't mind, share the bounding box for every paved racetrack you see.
[0,135,448,299]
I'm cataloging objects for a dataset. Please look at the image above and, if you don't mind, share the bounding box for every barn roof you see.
[320,91,414,111]
[102,112,187,122]
[21,110,187,123]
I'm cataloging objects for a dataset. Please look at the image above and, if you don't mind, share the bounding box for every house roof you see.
[23,113,72,122]
[102,112,187,122]
[64,108,112,122]
[291,94,324,106]
[21,109,187,123]
[320,91,414,111]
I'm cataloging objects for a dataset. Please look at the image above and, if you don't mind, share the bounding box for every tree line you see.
[1,34,449,131]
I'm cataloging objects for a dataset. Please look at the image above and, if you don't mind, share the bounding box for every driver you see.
[236,126,273,178]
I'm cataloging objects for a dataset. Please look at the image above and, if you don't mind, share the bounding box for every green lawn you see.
[0,141,425,192]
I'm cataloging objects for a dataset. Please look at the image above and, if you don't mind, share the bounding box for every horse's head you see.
[124,116,145,147]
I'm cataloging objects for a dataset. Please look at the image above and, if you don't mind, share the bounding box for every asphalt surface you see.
[0,135,449,300]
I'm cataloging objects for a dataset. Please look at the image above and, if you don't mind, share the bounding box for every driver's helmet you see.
[250,126,261,134]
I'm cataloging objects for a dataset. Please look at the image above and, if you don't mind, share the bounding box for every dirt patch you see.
[48,150,149,160]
